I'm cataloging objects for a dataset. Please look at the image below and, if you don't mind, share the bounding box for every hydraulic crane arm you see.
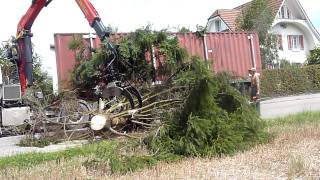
[75,0,109,40]
[17,0,52,37]
[16,0,50,94]
[16,0,111,94]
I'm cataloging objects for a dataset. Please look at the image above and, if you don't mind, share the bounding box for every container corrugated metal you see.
[176,32,261,77]
[54,32,261,89]
[55,34,94,89]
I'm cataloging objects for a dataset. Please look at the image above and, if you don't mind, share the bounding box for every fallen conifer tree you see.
[21,27,269,159]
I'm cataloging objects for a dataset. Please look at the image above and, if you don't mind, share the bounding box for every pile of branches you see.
[20,57,268,159]
[21,26,268,156]
[19,85,183,144]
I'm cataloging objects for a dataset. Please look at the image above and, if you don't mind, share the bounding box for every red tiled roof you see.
[209,9,241,31]
[268,0,283,15]
[234,0,283,15]
[233,1,252,12]
[210,0,284,31]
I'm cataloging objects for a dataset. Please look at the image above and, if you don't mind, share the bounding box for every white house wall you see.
[271,0,320,64]
[271,22,316,64]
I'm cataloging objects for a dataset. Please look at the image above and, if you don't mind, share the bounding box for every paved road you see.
[0,135,86,157]
[260,93,320,119]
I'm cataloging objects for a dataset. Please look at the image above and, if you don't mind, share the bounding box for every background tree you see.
[71,26,188,93]
[118,26,188,81]
[261,34,279,67]
[236,0,278,68]
[0,48,16,77]
[0,47,53,96]
[68,35,90,63]
[106,24,118,33]
[178,27,192,33]
[32,53,53,96]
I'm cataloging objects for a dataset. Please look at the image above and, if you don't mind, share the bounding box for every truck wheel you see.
[58,99,91,130]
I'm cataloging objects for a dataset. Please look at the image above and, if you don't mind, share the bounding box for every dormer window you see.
[279,6,291,19]
[215,20,221,32]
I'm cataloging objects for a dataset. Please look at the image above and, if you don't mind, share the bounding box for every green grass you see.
[266,111,320,127]
[0,140,179,175]
[0,142,97,169]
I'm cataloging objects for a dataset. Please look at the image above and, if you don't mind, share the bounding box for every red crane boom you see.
[16,0,109,94]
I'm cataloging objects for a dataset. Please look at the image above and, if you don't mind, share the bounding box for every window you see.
[287,35,304,51]
[287,8,291,19]
[215,20,221,32]
[277,35,283,50]
[279,6,291,19]
[292,36,298,49]
[280,7,285,18]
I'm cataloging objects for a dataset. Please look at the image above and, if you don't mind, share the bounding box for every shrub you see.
[306,47,320,65]
[261,65,320,97]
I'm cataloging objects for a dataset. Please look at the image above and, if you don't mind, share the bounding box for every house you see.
[207,0,320,65]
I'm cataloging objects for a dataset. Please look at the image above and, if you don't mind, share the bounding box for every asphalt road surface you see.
[260,93,320,119]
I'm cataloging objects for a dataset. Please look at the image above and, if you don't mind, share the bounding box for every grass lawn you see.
[0,111,319,179]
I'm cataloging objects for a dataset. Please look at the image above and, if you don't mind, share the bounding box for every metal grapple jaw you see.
[90,81,143,131]
[89,35,144,132]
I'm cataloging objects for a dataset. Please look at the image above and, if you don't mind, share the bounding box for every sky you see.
[0,0,319,78]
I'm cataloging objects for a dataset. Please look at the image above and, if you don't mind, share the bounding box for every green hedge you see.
[261,65,320,97]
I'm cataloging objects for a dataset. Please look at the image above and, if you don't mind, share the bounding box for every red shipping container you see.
[54,32,261,90]
[176,32,261,77]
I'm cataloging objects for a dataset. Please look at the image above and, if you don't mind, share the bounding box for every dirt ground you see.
[112,124,320,180]
[1,123,319,180]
